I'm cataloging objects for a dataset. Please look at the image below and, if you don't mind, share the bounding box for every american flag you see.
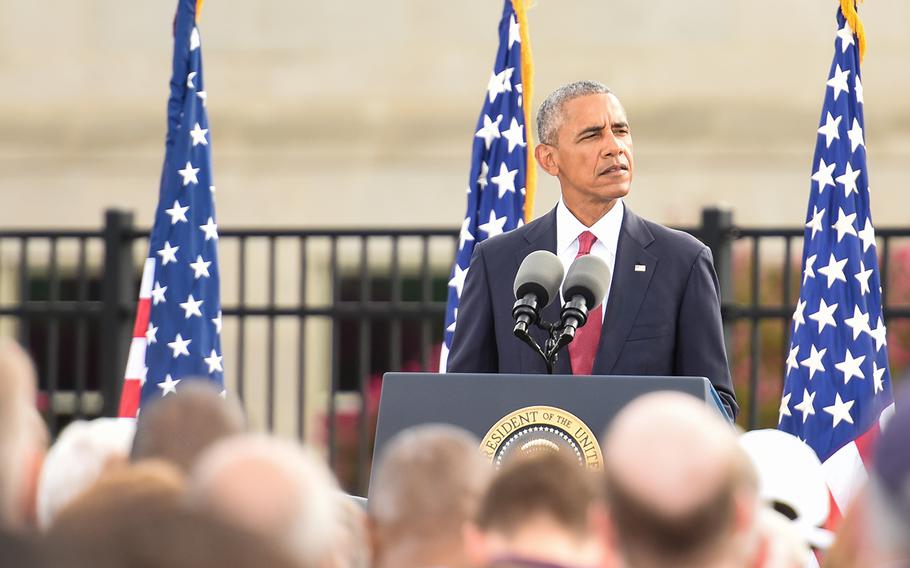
[439,0,534,371]
[778,5,894,519]
[118,0,223,417]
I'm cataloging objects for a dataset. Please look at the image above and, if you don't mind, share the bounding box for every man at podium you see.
[447,81,738,419]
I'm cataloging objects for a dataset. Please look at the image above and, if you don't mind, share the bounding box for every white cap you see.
[739,429,834,550]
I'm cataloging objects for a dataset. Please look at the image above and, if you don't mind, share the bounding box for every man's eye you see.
[614,129,630,136]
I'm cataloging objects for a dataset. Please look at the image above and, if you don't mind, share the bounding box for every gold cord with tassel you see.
[840,0,866,63]
[512,0,536,223]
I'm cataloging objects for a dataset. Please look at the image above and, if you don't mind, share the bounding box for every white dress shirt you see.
[555,198,624,318]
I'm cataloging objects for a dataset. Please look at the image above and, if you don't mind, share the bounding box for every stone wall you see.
[2,0,908,229]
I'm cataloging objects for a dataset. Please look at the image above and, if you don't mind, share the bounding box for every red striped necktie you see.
[568,231,602,376]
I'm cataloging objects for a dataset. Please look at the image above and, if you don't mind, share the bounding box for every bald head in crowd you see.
[368,424,492,568]
[130,380,245,473]
[188,434,347,567]
[0,339,48,530]
[603,392,759,568]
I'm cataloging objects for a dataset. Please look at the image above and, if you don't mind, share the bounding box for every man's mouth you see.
[598,164,629,176]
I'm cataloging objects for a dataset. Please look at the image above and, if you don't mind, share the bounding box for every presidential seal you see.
[480,405,603,471]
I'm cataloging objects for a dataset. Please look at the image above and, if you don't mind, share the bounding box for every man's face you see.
[539,93,634,205]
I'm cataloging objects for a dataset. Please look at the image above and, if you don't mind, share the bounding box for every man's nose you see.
[600,133,623,157]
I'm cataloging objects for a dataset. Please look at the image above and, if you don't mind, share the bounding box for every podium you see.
[368,372,730,495]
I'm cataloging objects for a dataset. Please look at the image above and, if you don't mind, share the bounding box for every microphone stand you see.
[513,316,579,375]
[513,320,554,375]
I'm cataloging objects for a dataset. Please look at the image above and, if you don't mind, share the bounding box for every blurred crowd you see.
[0,337,907,568]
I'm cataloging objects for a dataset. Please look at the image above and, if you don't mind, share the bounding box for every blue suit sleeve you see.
[675,246,739,419]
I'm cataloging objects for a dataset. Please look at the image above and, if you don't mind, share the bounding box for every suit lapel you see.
[592,207,657,374]
[513,209,571,374]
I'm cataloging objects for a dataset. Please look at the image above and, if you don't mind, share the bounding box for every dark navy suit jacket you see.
[447,206,738,419]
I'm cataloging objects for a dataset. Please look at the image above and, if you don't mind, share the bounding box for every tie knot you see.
[577,231,598,255]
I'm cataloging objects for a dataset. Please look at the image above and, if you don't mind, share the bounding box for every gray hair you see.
[188,434,342,565]
[37,418,136,530]
[536,80,612,145]
[369,424,491,540]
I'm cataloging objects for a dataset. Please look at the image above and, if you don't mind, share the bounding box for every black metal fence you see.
[2,208,908,492]
[696,210,910,430]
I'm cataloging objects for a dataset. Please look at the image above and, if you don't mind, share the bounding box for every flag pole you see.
[512,0,536,223]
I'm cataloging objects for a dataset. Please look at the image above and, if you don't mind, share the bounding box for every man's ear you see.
[462,522,490,567]
[733,490,759,536]
[589,501,617,558]
[19,447,44,530]
[366,516,383,565]
[534,143,559,177]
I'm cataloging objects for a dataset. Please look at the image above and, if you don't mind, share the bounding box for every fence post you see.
[99,209,135,417]
[700,207,735,374]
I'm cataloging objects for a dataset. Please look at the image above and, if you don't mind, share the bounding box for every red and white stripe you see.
[118,258,155,418]
[820,403,894,524]
[803,409,892,567]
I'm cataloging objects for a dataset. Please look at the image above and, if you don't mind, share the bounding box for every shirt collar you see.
[556,198,625,255]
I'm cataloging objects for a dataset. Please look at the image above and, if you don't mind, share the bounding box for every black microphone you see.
[511,250,564,336]
[557,254,611,347]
